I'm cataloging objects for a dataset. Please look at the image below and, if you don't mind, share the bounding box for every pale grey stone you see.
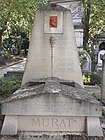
[22,3,83,86]
[1,116,17,135]
[2,77,101,116]
[87,117,103,136]
[1,3,103,138]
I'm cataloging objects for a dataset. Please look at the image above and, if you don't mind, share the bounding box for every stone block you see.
[2,78,101,117]
[87,117,103,137]
[1,116,17,135]
[18,116,85,132]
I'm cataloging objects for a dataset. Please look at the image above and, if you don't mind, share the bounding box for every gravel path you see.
[0,59,26,78]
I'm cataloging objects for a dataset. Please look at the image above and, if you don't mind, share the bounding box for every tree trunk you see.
[0,33,2,56]
[0,32,6,66]
[83,0,91,50]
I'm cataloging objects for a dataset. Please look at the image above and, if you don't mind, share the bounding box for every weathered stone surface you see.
[18,116,86,132]
[0,132,104,140]
[2,77,101,116]
[87,117,103,136]
[1,116,17,135]
[22,3,83,86]
[2,77,99,104]
[1,77,103,136]
[1,2,103,138]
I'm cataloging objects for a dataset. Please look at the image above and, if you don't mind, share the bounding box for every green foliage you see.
[83,72,101,86]
[90,72,101,86]
[79,51,87,68]
[90,0,105,38]
[3,26,29,55]
[0,0,46,32]
[82,0,105,49]
[0,0,46,54]
[2,52,13,59]
[0,76,22,98]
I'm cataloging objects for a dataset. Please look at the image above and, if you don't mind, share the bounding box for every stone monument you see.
[22,1,83,87]
[1,1,103,140]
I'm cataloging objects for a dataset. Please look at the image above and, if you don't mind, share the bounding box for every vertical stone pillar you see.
[101,54,105,103]
[49,35,56,77]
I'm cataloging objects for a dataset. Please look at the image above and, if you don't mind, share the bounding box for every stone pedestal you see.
[1,77,103,139]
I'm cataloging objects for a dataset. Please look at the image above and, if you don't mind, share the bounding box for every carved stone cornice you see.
[60,1,83,19]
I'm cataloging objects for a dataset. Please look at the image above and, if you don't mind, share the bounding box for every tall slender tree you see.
[82,0,105,50]
[90,0,105,39]
[83,0,92,50]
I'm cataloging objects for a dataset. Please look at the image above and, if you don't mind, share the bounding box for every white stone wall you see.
[75,29,83,47]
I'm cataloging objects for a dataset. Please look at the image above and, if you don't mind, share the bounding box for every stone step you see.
[0,132,104,140]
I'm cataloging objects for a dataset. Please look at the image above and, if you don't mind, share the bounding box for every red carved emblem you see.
[49,16,57,28]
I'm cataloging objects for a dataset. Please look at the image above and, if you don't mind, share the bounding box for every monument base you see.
[0,132,104,140]
[1,77,103,138]
[1,115,103,137]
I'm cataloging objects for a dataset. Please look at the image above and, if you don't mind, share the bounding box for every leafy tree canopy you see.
[83,0,105,50]
[0,0,46,55]
[0,0,46,31]
[90,0,105,39]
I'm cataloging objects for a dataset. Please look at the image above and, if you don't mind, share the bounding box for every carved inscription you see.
[60,2,83,19]
[32,117,77,128]
[18,116,85,132]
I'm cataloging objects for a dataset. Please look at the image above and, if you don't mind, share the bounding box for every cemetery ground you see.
[0,55,25,69]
